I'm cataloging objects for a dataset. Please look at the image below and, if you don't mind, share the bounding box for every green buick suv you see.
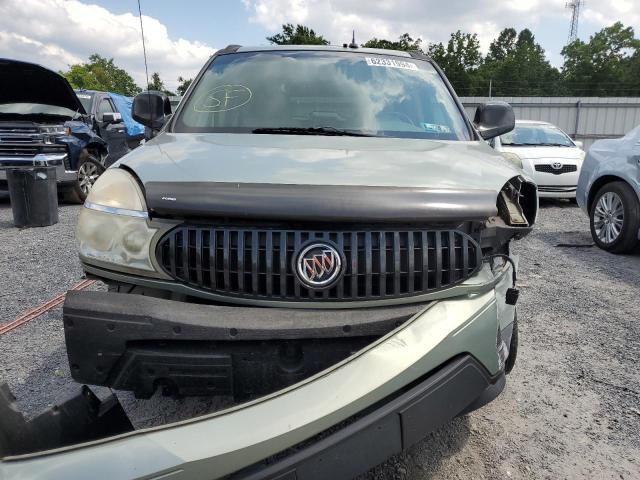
[2,45,537,479]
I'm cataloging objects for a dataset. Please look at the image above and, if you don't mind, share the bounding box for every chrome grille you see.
[156,226,481,303]
[535,164,577,175]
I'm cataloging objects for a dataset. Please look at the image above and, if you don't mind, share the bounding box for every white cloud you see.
[244,0,560,49]
[0,0,216,91]
[243,0,639,53]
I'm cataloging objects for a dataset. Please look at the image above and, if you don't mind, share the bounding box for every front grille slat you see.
[435,231,442,288]
[169,234,176,277]
[350,232,358,298]
[379,232,386,298]
[462,235,469,275]
[157,226,481,304]
[237,230,245,292]
[223,230,230,290]
[421,231,429,291]
[364,232,372,298]
[280,232,287,298]
[251,231,259,294]
[449,231,456,283]
[407,232,415,294]
[195,229,203,286]
[393,232,401,296]
[294,232,302,298]
[265,231,273,296]
[336,233,345,299]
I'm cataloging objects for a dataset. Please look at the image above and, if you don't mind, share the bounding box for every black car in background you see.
[0,59,130,202]
[75,90,144,153]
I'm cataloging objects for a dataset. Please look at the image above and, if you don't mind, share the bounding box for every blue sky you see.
[92,0,606,64]
[0,0,637,90]
[94,0,270,48]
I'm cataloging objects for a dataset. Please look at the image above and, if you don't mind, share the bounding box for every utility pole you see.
[566,0,582,43]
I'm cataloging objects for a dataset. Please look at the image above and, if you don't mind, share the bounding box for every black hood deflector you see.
[0,58,86,114]
[145,182,499,223]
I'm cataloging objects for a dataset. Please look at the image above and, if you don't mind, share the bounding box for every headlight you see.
[39,125,70,135]
[500,152,523,170]
[77,169,160,275]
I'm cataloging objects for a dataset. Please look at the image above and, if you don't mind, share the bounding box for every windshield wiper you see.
[252,127,375,137]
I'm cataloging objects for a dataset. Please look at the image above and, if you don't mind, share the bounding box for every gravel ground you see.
[1,198,639,478]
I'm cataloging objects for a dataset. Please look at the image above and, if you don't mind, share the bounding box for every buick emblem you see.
[295,242,343,289]
[551,162,563,170]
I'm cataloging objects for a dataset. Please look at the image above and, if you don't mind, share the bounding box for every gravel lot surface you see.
[1,198,639,479]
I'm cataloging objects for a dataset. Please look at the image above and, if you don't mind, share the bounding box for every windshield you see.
[500,123,574,147]
[75,92,95,113]
[174,50,471,140]
[0,102,79,118]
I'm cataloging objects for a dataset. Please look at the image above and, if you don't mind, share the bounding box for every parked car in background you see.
[0,58,113,202]
[75,89,145,157]
[492,120,585,199]
[577,125,640,253]
[49,45,538,479]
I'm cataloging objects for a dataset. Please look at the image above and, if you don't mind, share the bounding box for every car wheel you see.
[590,181,640,253]
[66,156,105,203]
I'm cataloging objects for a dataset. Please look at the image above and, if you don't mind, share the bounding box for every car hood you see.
[117,133,528,223]
[501,145,584,162]
[121,133,521,191]
[0,58,86,114]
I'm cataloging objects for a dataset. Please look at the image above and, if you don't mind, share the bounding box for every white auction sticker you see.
[365,57,418,70]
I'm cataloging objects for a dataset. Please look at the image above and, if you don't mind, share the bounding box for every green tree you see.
[62,54,141,96]
[266,24,329,45]
[427,31,483,95]
[487,28,518,62]
[146,72,175,96]
[479,28,561,96]
[176,76,192,96]
[561,22,640,96]
[363,33,424,52]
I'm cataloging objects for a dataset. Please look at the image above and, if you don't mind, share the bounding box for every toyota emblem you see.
[551,162,563,170]
[295,242,344,289]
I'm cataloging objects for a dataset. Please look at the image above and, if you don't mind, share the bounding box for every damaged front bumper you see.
[1,262,516,479]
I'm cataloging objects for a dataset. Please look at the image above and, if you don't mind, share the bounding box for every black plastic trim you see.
[229,355,502,480]
[145,182,498,222]
[62,290,423,397]
[0,383,133,457]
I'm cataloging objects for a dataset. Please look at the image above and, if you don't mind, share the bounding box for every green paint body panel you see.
[0,266,510,480]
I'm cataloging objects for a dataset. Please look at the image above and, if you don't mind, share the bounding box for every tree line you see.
[60,21,640,98]
[61,54,192,97]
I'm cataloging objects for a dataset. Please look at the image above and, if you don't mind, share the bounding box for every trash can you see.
[6,167,59,228]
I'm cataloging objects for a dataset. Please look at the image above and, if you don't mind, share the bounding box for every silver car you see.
[492,120,585,199]
[576,125,640,253]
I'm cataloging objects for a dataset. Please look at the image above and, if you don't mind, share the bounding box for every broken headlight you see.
[497,177,538,227]
[77,168,161,276]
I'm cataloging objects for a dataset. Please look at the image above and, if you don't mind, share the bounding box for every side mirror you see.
[132,91,171,130]
[473,101,515,140]
[102,112,122,124]
[574,140,584,149]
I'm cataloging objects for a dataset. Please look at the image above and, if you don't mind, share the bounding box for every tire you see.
[66,156,105,204]
[589,181,640,253]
